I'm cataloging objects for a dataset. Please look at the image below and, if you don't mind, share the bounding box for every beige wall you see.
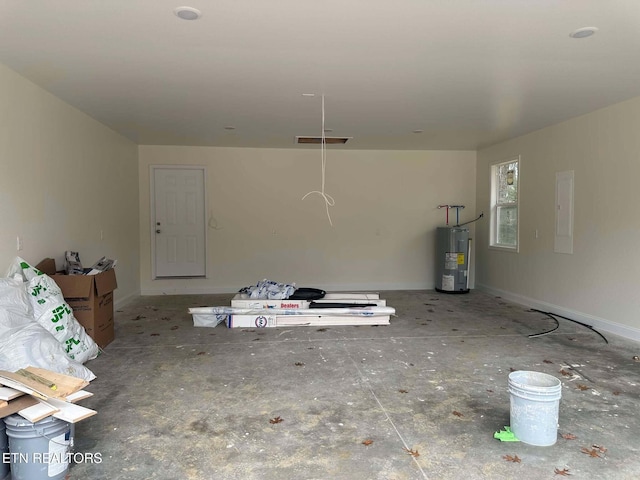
[139,146,476,294]
[476,96,640,340]
[0,64,140,305]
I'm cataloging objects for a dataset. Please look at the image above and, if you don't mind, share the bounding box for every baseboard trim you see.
[114,290,140,309]
[476,283,640,343]
[140,282,434,297]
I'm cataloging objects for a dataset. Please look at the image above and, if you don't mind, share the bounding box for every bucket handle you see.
[30,424,72,447]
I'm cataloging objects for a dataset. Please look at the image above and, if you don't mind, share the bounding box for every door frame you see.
[149,165,208,280]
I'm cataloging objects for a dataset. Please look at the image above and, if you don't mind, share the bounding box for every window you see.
[490,157,519,250]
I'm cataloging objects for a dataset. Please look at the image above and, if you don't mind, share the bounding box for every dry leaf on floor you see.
[503,454,521,463]
[486,389,494,393]
[132,315,145,321]
[543,359,554,364]
[170,326,179,330]
[362,439,374,446]
[269,416,284,424]
[509,368,516,372]
[197,352,206,356]
[592,444,607,453]
[317,328,328,332]
[398,389,408,393]
[581,447,601,458]
[452,411,464,417]
[576,384,590,391]
[294,362,305,366]
[150,333,160,336]
[613,391,621,396]
[554,468,571,476]
[559,369,572,376]
[561,433,577,440]
[403,447,419,457]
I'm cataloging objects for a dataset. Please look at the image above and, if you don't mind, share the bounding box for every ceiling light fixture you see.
[570,27,598,38]
[174,6,202,20]
[413,129,424,134]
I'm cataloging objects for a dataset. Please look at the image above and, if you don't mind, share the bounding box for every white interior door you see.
[153,167,206,277]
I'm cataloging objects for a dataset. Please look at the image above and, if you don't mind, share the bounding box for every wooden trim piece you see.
[46,398,97,423]
[0,395,39,419]
[0,386,24,401]
[18,401,59,423]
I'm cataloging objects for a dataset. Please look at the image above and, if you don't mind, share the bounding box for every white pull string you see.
[302,94,335,226]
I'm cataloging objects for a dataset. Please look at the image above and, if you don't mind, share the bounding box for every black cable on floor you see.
[528,308,608,344]
[528,310,559,338]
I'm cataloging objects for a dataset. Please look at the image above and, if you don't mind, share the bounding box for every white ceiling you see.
[1,1,640,150]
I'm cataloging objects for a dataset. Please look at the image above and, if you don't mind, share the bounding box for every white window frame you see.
[490,156,520,252]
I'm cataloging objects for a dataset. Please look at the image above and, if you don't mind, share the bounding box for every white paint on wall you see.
[476,96,640,333]
[138,146,477,294]
[0,63,140,305]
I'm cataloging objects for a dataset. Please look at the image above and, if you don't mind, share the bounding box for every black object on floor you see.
[289,288,326,300]
[309,302,377,309]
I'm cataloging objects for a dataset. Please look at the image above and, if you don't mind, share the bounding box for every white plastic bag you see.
[0,320,96,381]
[0,275,96,381]
[7,257,100,364]
[0,277,33,320]
[26,274,100,364]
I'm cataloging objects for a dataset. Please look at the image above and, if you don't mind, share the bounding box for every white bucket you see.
[0,419,8,479]
[3,414,71,480]
[508,370,562,446]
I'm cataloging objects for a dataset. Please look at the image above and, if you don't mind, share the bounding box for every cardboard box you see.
[51,269,117,349]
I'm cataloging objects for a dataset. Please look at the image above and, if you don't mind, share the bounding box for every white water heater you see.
[435,226,470,293]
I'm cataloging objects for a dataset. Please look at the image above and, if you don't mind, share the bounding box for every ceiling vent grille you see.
[295,136,351,145]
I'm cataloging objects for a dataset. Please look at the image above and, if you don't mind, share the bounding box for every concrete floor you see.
[68,290,640,480]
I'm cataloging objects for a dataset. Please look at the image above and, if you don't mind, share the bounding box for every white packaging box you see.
[226,314,277,328]
[231,294,309,309]
[225,314,390,328]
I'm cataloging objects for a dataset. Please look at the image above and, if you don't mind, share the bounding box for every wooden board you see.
[46,398,97,423]
[18,400,59,423]
[0,386,24,401]
[66,390,93,403]
[0,374,46,400]
[0,395,39,419]
[23,366,89,396]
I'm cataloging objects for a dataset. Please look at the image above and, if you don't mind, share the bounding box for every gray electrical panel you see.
[435,227,470,293]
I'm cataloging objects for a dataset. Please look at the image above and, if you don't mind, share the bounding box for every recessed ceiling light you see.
[413,129,424,134]
[224,126,235,130]
[174,6,202,20]
[570,27,598,38]
[302,93,316,97]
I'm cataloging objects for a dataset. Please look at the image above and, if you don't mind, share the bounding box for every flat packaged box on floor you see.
[226,314,390,328]
[230,294,309,309]
[51,269,117,349]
